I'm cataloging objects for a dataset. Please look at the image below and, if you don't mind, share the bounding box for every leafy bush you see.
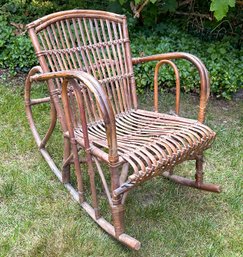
[0,14,13,49]
[0,14,37,74]
[131,23,242,99]
[0,2,242,99]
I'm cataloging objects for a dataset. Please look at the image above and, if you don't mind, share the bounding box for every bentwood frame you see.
[25,10,221,250]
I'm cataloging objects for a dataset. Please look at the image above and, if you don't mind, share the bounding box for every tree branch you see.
[130,0,150,18]
[175,11,213,21]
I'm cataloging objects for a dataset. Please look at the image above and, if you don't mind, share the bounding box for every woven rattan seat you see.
[25,10,221,250]
[75,109,216,187]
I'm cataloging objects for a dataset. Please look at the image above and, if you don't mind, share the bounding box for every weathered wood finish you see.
[25,10,221,250]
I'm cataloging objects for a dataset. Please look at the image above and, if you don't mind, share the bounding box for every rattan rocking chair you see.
[25,10,221,250]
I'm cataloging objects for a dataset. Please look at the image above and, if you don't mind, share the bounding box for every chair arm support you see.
[25,66,52,147]
[132,52,210,123]
[25,66,44,105]
[30,70,118,163]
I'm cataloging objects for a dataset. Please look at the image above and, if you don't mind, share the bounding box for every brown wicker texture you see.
[25,10,221,250]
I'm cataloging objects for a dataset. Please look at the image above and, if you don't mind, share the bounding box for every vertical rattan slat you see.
[56,21,73,69]
[77,18,98,77]
[99,19,120,114]
[106,20,124,113]
[72,18,90,72]
[112,21,129,112]
[93,18,116,113]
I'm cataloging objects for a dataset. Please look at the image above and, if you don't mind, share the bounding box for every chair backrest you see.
[27,10,137,123]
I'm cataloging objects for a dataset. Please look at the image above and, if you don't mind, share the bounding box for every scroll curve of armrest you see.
[132,52,210,123]
[25,66,44,104]
[30,70,118,163]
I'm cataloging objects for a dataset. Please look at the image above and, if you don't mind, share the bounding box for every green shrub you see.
[2,35,37,74]
[0,9,241,99]
[0,13,37,74]
[0,15,13,49]
[131,23,242,99]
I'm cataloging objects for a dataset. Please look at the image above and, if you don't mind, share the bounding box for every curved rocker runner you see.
[25,10,221,250]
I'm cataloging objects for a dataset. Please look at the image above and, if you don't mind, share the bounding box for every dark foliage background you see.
[0,0,242,99]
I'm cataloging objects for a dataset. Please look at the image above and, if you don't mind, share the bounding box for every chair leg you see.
[62,137,71,183]
[38,146,140,250]
[162,153,221,193]
[195,154,204,186]
[111,201,125,237]
[110,165,125,237]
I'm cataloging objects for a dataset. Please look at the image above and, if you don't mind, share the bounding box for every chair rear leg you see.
[195,154,204,186]
[162,153,221,193]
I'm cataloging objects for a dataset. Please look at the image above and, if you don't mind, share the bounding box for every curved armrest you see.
[132,52,210,123]
[30,70,118,163]
[25,66,56,148]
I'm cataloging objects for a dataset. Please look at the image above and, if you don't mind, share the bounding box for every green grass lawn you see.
[0,80,242,257]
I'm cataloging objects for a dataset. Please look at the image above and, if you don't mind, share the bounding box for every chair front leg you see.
[111,199,125,237]
[110,164,125,237]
